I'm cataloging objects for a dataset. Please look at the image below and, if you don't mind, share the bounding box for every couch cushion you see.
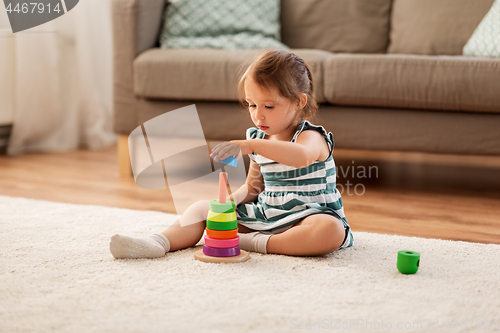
[134,48,331,102]
[281,0,392,54]
[323,54,500,113]
[388,0,494,55]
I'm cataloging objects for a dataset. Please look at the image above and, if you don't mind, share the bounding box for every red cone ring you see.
[204,235,239,248]
[203,245,240,257]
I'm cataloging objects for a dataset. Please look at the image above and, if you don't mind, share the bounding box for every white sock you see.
[238,232,271,254]
[110,234,170,259]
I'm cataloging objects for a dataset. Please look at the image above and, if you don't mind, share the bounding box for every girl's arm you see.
[240,130,326,168]
[210,130,328,168]
[227,160,264,206]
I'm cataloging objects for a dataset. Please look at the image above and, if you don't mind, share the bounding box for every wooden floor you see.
[1,146,499,244]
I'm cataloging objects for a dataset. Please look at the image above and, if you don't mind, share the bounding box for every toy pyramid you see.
[194,172,250,263]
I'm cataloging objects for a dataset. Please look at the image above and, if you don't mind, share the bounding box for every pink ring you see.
[203,245,240,257]
[204,235,239,248]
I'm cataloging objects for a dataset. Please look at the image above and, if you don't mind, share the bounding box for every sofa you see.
[111,0,500,176]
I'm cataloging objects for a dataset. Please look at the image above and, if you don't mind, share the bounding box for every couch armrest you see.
[111,0,165,134]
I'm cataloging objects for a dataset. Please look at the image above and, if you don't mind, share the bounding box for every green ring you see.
[209,200,235,213]
[206,219,238,231]
[397,250,420,274]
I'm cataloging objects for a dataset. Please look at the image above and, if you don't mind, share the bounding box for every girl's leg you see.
[266,214,346,256]
[160,218,205,251]
[110,200,211,259]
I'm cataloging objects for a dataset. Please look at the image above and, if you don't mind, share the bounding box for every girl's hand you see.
[210,140,252,162]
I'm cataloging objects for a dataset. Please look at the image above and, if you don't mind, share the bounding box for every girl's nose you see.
[255,107,265,119]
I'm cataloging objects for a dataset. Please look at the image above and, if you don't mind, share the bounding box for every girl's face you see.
[245,77,305,141]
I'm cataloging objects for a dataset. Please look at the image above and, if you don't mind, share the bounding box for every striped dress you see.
[236,119,354,249]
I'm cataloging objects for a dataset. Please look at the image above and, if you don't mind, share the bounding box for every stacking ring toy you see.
[207,211,237,222]
[203,245,240,257]
[206,219,238,231]
[397,250,420,274]
[209,200,235,213]
[206,228,238,239]
[204,235,239,248]
[194,173,249,264]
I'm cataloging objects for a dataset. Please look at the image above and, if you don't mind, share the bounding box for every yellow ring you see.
[207,211,237,222]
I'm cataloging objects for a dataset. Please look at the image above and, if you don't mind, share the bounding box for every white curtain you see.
[0,0,116,155]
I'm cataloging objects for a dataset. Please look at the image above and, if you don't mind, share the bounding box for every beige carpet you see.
[1,196,499,333]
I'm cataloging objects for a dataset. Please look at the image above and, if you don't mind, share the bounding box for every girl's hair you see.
[237,50,318,121]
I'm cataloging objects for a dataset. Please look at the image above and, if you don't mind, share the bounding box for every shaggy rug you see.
[0,196,499,333]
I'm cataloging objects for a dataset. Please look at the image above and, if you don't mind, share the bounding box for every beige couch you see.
[112,0,500,175]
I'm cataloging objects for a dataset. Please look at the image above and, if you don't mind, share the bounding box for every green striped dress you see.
[236,120,354,249]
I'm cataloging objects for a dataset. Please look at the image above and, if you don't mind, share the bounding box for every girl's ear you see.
[299,93,307,109]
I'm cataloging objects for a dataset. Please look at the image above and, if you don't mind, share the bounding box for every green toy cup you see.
[397,251,420,274]
[209,200,235,213]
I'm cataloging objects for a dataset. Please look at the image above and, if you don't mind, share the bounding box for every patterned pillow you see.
[463,0,500,58]
[158,0,289,50]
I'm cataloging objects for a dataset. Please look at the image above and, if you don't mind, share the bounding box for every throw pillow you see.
[158,0,289,50]
[463,0,500,58]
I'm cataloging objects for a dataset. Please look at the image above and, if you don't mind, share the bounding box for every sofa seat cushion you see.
[134,48,330,103]
[324,54,500,113]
